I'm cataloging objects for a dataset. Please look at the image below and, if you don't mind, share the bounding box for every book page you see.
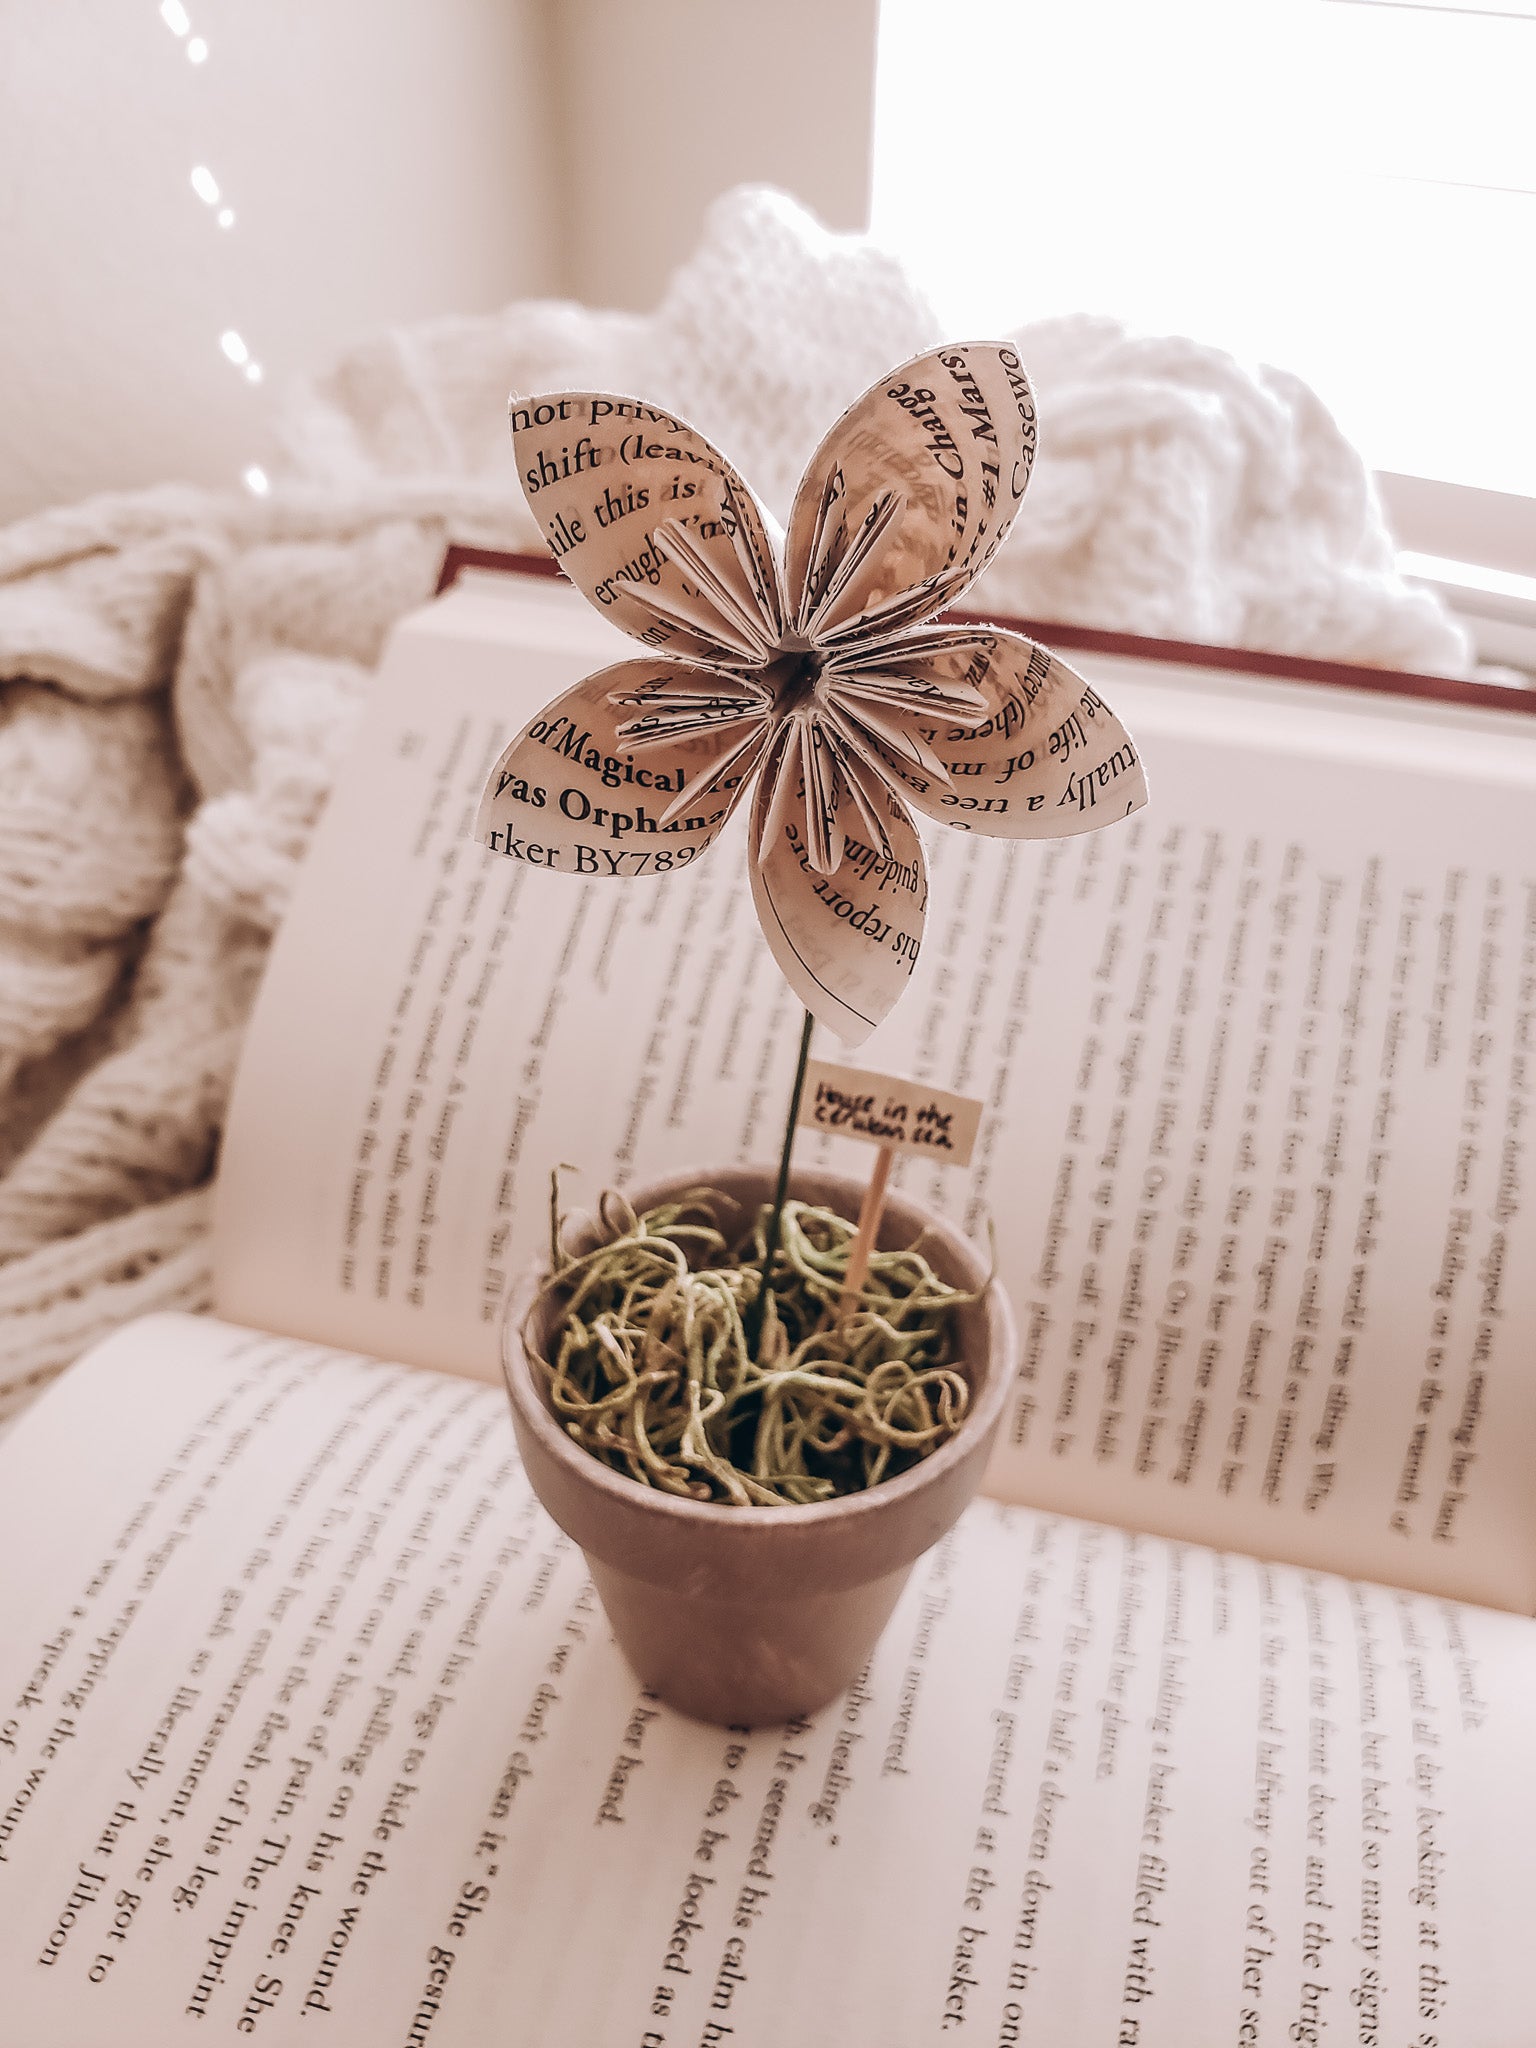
[214,577,1536,1608]
[1,1316,1530,2045]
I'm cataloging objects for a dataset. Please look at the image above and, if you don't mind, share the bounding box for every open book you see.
[2,559,1533,2044]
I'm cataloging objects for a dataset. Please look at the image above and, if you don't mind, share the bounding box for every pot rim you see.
[501,1161,1016,1538]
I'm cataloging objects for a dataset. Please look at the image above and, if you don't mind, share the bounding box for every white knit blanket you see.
[0,188,1467,1415]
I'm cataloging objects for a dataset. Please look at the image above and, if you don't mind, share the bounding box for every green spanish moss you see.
[527,1186,972,1506]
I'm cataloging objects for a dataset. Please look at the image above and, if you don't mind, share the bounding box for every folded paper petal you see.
[784,343,1039,642]
[493,354,1149,1041]
[825,621,997,730]
[475,663,759,879]
[614,671,770,751]
[858,630,1150,838]
[509,392,783,667]
[748,753,928,1045]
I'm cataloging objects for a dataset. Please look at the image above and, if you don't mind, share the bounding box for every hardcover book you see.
[2,558,1532,2044]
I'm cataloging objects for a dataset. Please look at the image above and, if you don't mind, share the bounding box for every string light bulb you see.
[164,9,269,490]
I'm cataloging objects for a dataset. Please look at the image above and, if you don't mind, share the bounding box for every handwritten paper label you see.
[798,1058,982,1167]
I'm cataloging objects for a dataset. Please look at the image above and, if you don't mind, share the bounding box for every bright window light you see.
[1399,551,1536,607]
[187,36,208,62]
[873,0,1536,499]
[217,207,235,229]
[159,0,190,35]
[219,329,250,367]
[242,466,271,496]
[244,363,264,384]
[190,165,219,205]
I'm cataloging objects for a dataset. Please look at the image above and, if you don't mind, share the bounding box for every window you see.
[873,0,1536,505]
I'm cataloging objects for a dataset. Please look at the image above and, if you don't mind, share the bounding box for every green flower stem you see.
[745,1006,816,1360]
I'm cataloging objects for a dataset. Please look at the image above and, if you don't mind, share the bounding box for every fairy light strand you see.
[161,6,269,488]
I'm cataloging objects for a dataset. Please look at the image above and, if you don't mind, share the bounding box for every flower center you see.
[766,635,826,718]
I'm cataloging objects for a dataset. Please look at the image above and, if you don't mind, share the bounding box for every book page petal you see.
[475,662,762,878]
[509,393,784,665]
[784,343,1039,639]
[863,630,1150,839]
[748,763,928,1045]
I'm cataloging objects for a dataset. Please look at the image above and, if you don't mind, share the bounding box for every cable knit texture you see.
[0,187,1470,1416]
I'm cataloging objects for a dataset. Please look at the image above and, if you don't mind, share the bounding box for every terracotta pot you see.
[502,1164,1015,1726]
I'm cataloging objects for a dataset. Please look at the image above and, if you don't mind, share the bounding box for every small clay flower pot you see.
[502,1164,1015,1726]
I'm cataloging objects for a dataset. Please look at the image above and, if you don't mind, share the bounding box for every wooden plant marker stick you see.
[794,1059,983,1326]
[838,1143,895,1321]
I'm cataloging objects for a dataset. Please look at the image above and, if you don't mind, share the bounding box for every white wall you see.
[0,0,881,526]
[548,0,878,313]
[0,0,563,523]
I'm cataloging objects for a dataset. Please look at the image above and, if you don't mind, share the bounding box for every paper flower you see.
[477,343,1148,1042]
